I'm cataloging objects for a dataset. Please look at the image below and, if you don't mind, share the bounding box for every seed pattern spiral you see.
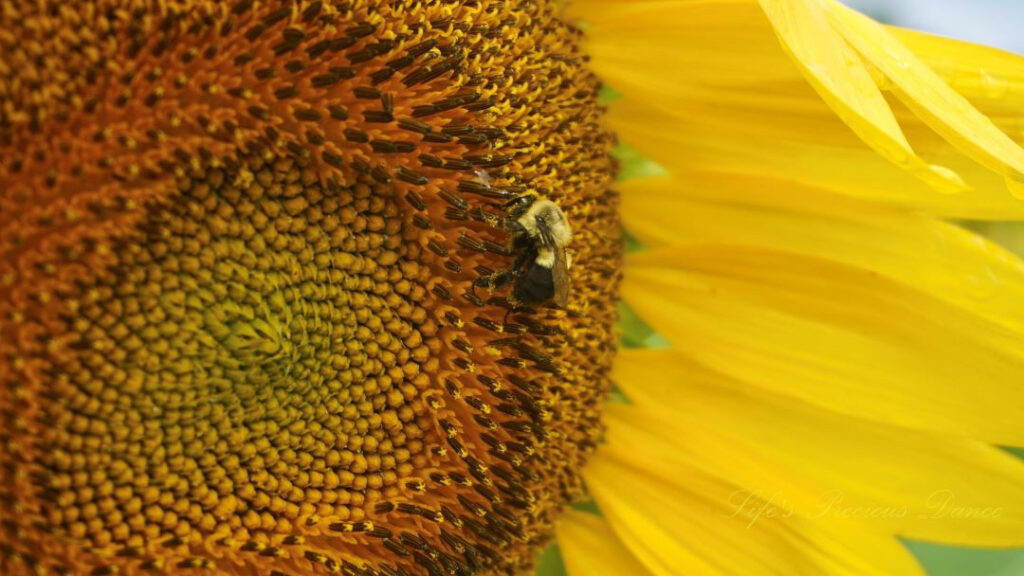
[0,1,620,575]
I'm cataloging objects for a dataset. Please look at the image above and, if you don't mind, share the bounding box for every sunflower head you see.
[0,1,620,574]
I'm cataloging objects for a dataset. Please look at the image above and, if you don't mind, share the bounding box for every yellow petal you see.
[610,355,1024,545]
[585,418,926,575]
[758,0,960,191]
[622,246,1024,446]
[605,77,1022,218]
[620,173,1024,334]
[557,510,653,576]
[823,0,1024,193]
[892,27,1024,120]
[579,0,1024,217]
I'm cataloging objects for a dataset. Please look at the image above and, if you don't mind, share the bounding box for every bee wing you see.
[552,247,571,308]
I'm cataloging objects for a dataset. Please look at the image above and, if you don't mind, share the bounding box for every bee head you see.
[518,199,572,248]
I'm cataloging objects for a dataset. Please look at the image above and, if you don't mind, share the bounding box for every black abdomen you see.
[514,263,555,304]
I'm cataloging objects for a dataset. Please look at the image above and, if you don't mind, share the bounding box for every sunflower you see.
[0,1,1022,576]
[554,0,1024,574]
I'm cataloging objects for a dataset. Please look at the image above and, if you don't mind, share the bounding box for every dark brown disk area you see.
[0,1,620,575]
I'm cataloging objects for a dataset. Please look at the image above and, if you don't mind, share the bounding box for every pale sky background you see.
[842,0,1024,54]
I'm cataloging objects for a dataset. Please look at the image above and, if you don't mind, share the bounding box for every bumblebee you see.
[480,194,572,308]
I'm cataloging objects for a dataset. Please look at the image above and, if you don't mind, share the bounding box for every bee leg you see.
[472,268,516,296]
[472,242,532,294]
[501,302,523,328]
[501,293,545,330]
[501,217,526,234]
[472,207,506,229]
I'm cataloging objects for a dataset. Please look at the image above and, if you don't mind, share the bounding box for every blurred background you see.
[537,1,1024,575]
[844,0,1024,55]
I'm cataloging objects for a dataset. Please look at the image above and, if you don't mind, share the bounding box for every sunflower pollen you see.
[0,1,619,575]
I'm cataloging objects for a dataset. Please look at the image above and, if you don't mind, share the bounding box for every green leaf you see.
[961,221,1024,258]
[534,542,568,576]
[617,301,656,348]
[907,541,1024,576]
[599,84,622,103]
[614,144,667,182]
[623,228,645,254]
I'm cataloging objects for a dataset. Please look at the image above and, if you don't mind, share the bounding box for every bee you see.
[477,194,572,308]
